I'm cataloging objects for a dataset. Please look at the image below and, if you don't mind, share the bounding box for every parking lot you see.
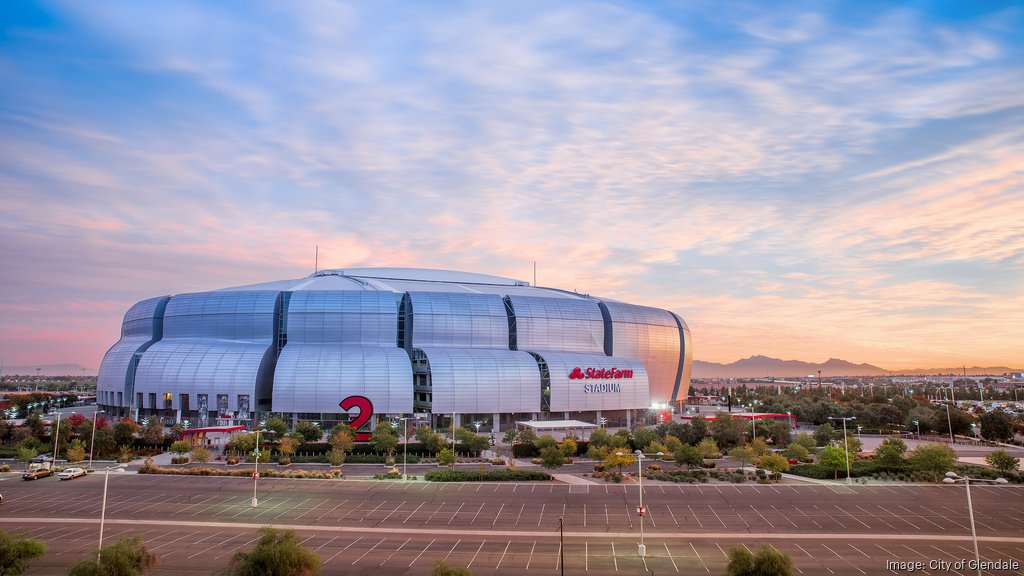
[2,474,1023,574]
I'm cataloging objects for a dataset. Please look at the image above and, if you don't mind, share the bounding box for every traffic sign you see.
[252,472,259,479]
[637,505,646,516]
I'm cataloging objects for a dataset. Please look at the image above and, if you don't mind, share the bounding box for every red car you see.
[22,468,54,480]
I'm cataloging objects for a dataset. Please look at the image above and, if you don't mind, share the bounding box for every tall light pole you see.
[635,449,646,557]
[52,412,62,464]
[913,419,920,439]
[943,472,1008,576]
[828,416,856,485]
[252,428,271,507]
[399,416,413,480]
[97,465,126,562]
[89,410,105,470]
[749,404,756,440]
[945,403,955,445]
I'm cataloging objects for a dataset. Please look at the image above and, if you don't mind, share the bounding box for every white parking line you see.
[928,545,965,576]
[492,503,505,527]
[173,494,220,515]
[274,497,311,520]
[897,505,945,531]
[321,536,362,566]
[447,502,465,525]
[749,504,775,528]
[376,500,406,525]
[833,505,871,529]
[212,534,262,560]
[663,542,679,573]
[687,505,705,528]
[353,500,385,523]
[537,503,546,526]
[313,498,349,523]
[611,541,618,572]
[350,538,386,565]
[665,504,680,527]
[149,530,202,552]
[442,539,461,563]
[407,538,436,567]
[495,540,511,570]
[585,541,589,571]
[469,502,486,524]
[188,532,244,559]
[378,537,411,566]
[525,541,536,571]
[690,542,709,573]
[514,503,525,526]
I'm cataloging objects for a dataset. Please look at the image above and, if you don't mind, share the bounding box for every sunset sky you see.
[1,1,1022,373]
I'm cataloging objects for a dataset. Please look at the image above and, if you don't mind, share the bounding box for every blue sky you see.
[1,1,1022,371]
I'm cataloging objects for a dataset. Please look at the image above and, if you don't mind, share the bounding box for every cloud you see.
[0,1,1022,370]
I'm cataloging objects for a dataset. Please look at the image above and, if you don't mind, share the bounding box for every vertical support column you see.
[493,413,501,434]
[626,409,632,429]
[175,409,181,424]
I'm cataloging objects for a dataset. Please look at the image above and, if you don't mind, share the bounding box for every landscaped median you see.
[138,462,344,479]
[423,469,551,482]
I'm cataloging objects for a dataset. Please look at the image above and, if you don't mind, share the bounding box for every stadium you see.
[97,268,692,433]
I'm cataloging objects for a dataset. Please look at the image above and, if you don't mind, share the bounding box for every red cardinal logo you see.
[569,367,585,379]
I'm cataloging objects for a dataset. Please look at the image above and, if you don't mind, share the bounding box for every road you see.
[2,472,1023,575]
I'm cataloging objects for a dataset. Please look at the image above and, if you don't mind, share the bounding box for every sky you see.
[1,1,1022,373]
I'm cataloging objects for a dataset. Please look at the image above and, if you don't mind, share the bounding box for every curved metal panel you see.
[133,291,278,412]
[673,313,693,402]
[408,292,509,349]
[97,296,169,407]
[418,347,541,414]
[506,296,605,354]
[273,345,413,414]
[532,351,649,412]
[600,301,682,404]
[287,290,398,345]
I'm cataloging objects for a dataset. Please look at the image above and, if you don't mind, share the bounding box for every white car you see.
[57,467,87,480]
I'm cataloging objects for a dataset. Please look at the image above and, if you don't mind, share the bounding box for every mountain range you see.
[3,359,1021,379]
[693,356,1022,378]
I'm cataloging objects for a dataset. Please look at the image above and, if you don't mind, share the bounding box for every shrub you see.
[424,469,551,482]
[190,446,210,464]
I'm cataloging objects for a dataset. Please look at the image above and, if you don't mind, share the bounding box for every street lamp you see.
[89,410,105,470]
[51,412,62,464]
[617,449,654,557]
[749,403,756,440]
[97,465,126,562]
[827,416,856,485]
[398,416,414,481]
[945,403,955,445]
[943,472,1008,576]
[251,428,272,507]
[913,419,920,439]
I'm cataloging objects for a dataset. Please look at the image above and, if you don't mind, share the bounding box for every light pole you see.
[945,403,955,445]
[89,410,105,470]
[97,465,126,562]
[749,403,756,440]
[943,472,1008,576]
[252,428,271,507]
[52,412,62,464]
[828,416,856,485]
[558,516,564,576]
[913,419,920,439]
[399,416,413,480]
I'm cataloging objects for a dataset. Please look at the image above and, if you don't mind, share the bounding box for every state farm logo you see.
[569,367,634,380]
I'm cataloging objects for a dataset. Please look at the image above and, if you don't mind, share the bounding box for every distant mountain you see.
[2,363,94,377]
[693,356,1022,378]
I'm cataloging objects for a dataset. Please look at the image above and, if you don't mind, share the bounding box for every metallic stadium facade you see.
[97,268,692,431]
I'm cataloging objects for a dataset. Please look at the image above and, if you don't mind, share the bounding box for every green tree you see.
[438,448,457,469]
[784,443,809,462]
[0,530,47,576]
[663,435,683,454]
[792,433,817,454]
[633,427,659,451]
[814,423,835,447]
[907,407,935,433]
[501,428,518,447]
[66,535,158,576]
[755,419,792,446]
[984,449,1020,476]
[140,418,164,446]
[225,433,256,455]
[539,445,566,470]
[371,426,398,459]
[535,434,558,452]
[293,421,322,444]
[430,559,471,576]
[818,445,848,479]
[696,437,721,459]
[15,445,36,466]
[218,527,320,576]
[979,410,1014,442]
[330,429,354,452]
[588,428,609,447]
[757,454,790,476]
[169,441,191,456]
[908,444,957,482]
[725,545,794,576]
[517,428,538,446]
[66,439,86,463]
[417,426,444,453]
[112,419,140,447]
[729,446,754,472]
[263,417,289,439]
[674,444,703,469]
[327,448,347,466]
[874,437,908,471]
[92,427,117,457]
[710,412,743,448]
[749,438,770,457]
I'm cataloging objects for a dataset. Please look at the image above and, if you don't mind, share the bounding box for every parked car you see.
[22,468,54,480]
[58,467,87,480]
